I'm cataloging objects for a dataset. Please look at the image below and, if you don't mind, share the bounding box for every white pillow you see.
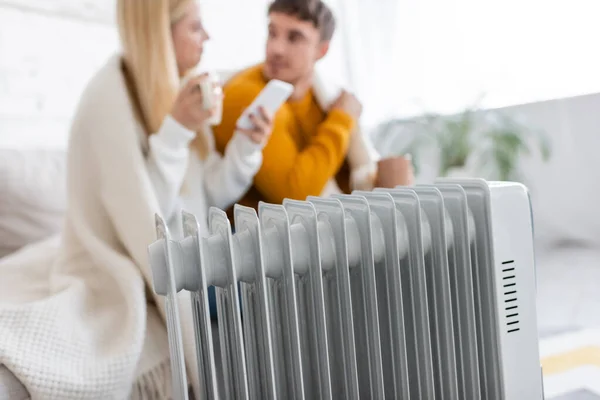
[0,149,67,259]
[0,364,28,400]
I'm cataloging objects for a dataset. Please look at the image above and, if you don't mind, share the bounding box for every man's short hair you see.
[268,0,336,41]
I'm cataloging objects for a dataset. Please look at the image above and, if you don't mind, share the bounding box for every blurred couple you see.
[0,0,411,398]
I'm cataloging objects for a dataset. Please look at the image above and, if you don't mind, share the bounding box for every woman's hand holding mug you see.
[172,73,222,132]
[173,72,273,145]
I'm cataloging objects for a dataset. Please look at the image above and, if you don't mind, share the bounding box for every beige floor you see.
[536,246,600,338]
[536,246,600,399]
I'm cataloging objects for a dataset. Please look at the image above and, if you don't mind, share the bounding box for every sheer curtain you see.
[318,0,406,129]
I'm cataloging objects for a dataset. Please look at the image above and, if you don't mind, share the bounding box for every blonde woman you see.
[0,0,271,399]
[119,0,273,233]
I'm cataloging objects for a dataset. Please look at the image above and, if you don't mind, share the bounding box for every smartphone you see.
[236,79,294,130]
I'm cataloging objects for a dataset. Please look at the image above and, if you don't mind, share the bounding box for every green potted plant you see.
[377,103,552,182]
[474,112,552,181]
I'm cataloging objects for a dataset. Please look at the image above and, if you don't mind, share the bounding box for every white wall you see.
[388,0,600,117]
[198,0,270,71]
[0,0,271,149]
[0,3,118,149]
[502,93,600,248]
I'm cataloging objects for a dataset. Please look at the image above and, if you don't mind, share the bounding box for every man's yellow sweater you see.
[213,64,355,210]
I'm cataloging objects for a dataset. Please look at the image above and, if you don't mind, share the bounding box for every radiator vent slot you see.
[502,260,520,333]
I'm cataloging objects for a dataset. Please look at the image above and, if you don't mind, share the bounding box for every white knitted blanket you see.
[0,55,200,399]
[311,71,380,196]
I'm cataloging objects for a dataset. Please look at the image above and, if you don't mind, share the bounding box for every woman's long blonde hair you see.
[116,0,206,157]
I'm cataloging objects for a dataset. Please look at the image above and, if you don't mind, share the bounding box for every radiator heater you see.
[148,178,544,400]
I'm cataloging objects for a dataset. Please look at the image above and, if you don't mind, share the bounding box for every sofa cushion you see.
[0,149,67,259]
[0,364,29,400]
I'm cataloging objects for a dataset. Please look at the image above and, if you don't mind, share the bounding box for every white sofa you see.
[0,149,66,398]
[0,149,66,259]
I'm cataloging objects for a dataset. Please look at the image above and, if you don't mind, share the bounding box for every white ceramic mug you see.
[199,72,223,126]
[182,72,223,126]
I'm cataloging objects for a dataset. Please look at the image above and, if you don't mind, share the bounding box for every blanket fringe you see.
[129,359,173,400]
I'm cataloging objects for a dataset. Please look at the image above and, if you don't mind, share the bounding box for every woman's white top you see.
[143,115,263,236]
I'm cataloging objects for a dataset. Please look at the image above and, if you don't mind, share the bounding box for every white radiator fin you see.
[148,179,543,400]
